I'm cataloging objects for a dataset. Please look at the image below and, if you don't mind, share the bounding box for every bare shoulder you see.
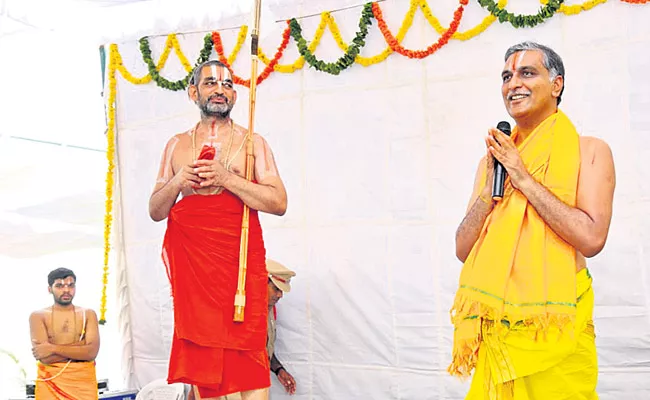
[233,122,248,135]
[74,306,93,315]
[231,122,267,142]
[30,307,51,317]
[29,310,43,322]
[29,308,50,323]
[171,131,190,145]
[579,136,613,165]
[158,132,189,156]
[85,308,98,320]
[253,133,269,146]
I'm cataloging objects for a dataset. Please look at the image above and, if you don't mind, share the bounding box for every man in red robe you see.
[149,60,288,400]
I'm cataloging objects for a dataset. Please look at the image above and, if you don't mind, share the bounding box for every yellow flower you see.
[540,0,607,14]
[101,45,119,324]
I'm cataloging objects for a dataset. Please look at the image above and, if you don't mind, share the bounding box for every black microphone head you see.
[497,121,511,136]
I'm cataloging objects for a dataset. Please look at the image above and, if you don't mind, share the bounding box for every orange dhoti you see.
[35,361,98,400]
[162,191,270,397]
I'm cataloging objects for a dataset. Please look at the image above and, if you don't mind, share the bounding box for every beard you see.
[54,296,73,306]
[198,94,233,119]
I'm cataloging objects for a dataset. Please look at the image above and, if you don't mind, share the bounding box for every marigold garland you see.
[312,0,502,67]
[100,45,119,325]
[115,34,176,85]
[114,49,151,85]
[138,33,213,91]
[289,3,373,75]
[373,0,467,59]
[212,21,291,87]
[259,13,329,73]
[479,0,564,28]
[170,34,194,72]
[113,0,645,86]
[423,0,507,40]
[325,10,391,66]
[228,26,249,65]
[542,0,607,14]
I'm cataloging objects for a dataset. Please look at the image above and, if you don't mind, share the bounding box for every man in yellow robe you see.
[449,42,616,399]
[29,268,100,399]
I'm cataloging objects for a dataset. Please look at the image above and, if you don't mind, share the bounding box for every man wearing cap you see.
[199,260,297,400]
[266,259,297,395]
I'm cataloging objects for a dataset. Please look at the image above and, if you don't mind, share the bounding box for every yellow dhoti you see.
[466,268,598,400]
[35,361,98,400]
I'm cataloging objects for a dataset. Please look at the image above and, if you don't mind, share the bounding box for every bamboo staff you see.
[234,0,262,322]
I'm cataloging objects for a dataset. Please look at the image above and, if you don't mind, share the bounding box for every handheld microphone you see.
[492,121,512,201]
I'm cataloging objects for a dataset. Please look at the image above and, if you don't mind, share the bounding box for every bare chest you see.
[171,134,249,196]
[45,309,85,345]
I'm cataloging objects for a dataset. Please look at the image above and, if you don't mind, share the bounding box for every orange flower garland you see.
[373,0,468,59]
[212,21,292,88]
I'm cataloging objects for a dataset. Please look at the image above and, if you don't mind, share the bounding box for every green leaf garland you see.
[289,2,374,75]
[478,0,564,28]
[139,33,214,91]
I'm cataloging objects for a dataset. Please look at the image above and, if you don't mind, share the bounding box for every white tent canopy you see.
[1,0,650,399]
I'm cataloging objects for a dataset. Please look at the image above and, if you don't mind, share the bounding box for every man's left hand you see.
[486,128,531,190]
[193,159,230,189]
[277,369,296,395]
[31,341,55,360]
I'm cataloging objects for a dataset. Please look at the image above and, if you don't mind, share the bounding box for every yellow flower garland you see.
[305,0,505,68]
[540,0,608,14]
[112,0,623,79]
[258,12,328,73]
[116,31,248,85]
[170,34,194,72]
[326,10,394,66]
[422,0,507,40]
[100,45,118,324]
[115,35,174,84]
[229,26,249,66]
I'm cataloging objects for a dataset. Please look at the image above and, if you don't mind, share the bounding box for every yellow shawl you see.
[448,110,581,377]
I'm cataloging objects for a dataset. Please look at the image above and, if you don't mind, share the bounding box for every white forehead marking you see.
[208,64,232,81]
[515,50,527,70]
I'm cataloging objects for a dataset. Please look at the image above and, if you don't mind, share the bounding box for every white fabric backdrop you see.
[111,1,650,398]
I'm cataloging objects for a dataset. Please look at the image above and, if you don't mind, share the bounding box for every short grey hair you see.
[189,59,231,87]
[504,41,565,105]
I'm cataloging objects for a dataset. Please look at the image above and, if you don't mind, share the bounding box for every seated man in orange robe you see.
[29,268,101,399]
[149,60,288,400]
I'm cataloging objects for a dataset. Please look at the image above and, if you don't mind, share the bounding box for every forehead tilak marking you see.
[209,64,232,82]
[515,50,527,70]
[506,50,527,72]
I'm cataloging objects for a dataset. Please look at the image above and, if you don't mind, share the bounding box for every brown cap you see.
[266,259,296,293]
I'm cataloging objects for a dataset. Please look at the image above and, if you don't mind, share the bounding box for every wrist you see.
[478,190,494,207]
[221,171,235,189]
[515,172,535,193]
[273,366,285,375]
[169,177,184,193]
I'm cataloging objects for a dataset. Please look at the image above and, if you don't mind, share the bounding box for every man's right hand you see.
[481,138,496,204]
[454,143,498,262]
[170,164,202,192]
[277,369,296,395]
[31,341,54,360]
[150,164,202,221]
